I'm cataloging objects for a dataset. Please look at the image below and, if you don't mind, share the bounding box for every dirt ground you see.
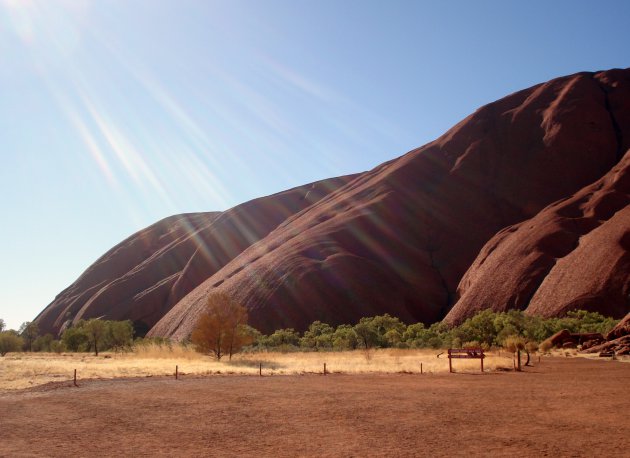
[0,357,628,457]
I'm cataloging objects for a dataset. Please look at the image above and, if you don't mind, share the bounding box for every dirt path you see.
[1,357,628,457]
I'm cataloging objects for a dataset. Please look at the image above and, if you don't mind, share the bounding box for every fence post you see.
[420,363,423,374]
[73,369,78,387]
[259,362,262,376]
[324,363,327,375]
[175,365,178,380]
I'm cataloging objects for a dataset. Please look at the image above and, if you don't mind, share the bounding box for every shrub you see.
[62,326,89,352]
[0,332,23,356]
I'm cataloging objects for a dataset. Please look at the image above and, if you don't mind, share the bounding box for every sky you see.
[0,0,628,330]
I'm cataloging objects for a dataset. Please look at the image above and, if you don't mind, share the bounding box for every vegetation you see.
[191,292,252,360]
[0,308,617,358]
[61,319,134,354]
[0,332,23,356]
[245,309,618,353]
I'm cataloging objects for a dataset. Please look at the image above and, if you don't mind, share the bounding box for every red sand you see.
[1,357,629,457]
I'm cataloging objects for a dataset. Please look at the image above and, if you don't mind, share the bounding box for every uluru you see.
[34,68,630,338]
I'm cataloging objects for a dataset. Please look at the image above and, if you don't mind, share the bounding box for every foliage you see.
[83,319,108,356]
[107,320,135,352]
[245,309,618,353]
[0,332,23,356]
[191,292,251,360]
[32,334,54,352]
[300,321,334,350]
[0,318,5,333]
[19,321,39,352]
[61,319,134,353]
[62,325,90,352]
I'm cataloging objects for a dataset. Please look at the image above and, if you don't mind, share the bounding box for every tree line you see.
[0,319,134,356]
[0,299,619,359]
[188,293,619,359]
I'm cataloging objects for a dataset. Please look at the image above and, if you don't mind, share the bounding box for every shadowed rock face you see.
[445,149,630,325]
[35,68,630,338]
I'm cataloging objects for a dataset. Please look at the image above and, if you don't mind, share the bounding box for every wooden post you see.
[448,354,452,373]
[73,369,78,387]
[324,363,327,375]
[420,363,423,374]
[175,365,178,380]
[538,355,541,363]
[259,362,262,376]
[480,355,484,372]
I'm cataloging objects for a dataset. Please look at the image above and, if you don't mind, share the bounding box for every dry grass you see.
[0,345,514,391]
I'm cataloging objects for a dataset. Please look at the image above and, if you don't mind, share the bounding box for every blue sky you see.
[0,0,628,330]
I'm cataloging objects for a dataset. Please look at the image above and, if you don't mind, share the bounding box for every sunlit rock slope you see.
[35,68,630,337]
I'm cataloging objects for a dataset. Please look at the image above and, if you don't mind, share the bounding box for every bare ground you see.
[0,357,628,457]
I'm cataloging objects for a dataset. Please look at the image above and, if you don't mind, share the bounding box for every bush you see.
[0,332,24,356]
[61,326,90,352]
[32,334,54,352]
[50,340,65,354]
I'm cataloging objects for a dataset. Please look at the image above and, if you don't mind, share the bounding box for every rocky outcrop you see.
[151,69,630,338]
[34,68,630,338]
[34,177,355,336]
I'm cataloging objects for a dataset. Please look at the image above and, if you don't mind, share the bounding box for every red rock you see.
[34,177,355,336]
[542,329,573,349]
[445,147,630,325]
[33,68,630,338]
[606,313,630,340]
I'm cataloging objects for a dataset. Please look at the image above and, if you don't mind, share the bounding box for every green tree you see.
[332,324,358,350]
[107,320,134,352]
[83,319,108,356]
[0,332,23,356]
[61,326,89,352]
[300,321,334,350]
[19,322,39,352]
[0,318,5,333]
[353,318,379,349]
[33,334,54,352]
[263,328,301,348]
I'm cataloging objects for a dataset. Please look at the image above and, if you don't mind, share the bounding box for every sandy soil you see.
[0,357,628,457]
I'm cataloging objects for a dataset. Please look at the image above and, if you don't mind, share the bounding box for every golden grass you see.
[0,346,514,391]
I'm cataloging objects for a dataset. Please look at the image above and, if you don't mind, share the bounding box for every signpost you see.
[447,348,485,373]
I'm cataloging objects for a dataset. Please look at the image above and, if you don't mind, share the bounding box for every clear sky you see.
[0,0,628,331]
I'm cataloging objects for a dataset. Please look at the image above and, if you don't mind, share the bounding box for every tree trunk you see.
[94,337,99,357]
[516,349,521,371]
[525,351,531,366]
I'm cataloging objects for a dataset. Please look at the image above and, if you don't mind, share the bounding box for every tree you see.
[0,318,5,333]
[191,292,251,360]
[84,319,107,356]
[263,328,300,349]
[32,334,54,352]
[300,321,334,350]
[107,320,134,352]
[332,324,358,350]
[19,322,39,352]
[0,332,23,356]
[353,319,379,349]
[503,335,526,371]
[62,325,89,352]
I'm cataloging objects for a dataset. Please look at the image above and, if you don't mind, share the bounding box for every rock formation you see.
[34,68,630,338]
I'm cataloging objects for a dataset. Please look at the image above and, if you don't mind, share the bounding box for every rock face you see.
[35,68,630,338]
[34,177,356,336]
